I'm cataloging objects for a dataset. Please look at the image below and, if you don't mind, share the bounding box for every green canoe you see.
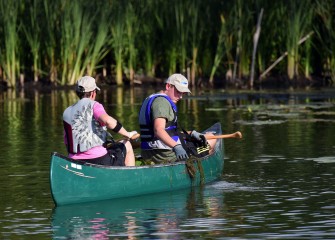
[50,123,224,206]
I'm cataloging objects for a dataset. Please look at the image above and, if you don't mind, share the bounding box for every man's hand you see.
[191,130,206,144]
[173,144,189,160]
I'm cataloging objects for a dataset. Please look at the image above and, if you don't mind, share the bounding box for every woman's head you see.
[75,76,100,99]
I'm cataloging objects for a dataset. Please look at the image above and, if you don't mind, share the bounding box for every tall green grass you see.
[315,0,335,82]
[85,3,112,77]
[111,2,127,85]
[286,0,313,80]
[188,0,203,86]
[0,0,333,89]
[23,0,43,83]
[174,0,188,74]
[138,0,162,78]
[42,1,60,83]
[209,14,228,85]
[0,1,21,87]
[125,2,138,85]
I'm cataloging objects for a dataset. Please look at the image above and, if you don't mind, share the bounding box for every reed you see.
[314,0,335,81]
[59,1,101,85]
[22,0,43,83]
[160,0,178,75]
[42,0,61,83]
[85,3,112,77]
[174,0,188,74]
[0,1,21,88]
[235,0,253,80]
[111,2,127,85]
[257,1,287,81]
[286,0,313,80]
[189,0,203,86]
[167,46,178,76]
[138,0,162,77]
[209,14,228,85]
[250,8,264,88]
[139,0,165,77]
[0,1,334,89]
[231,0,242,82]
[125,2,138,85]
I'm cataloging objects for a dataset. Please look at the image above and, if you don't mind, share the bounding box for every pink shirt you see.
[66,101,108,160]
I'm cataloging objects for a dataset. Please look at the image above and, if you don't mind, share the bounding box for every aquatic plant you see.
[59,1,94,85]
[286,0,313,80]
[209,14,229,86]
[314,0,335,82]
[85,3,112,78]
[125,2,138,85]
[22,0,43,83]
[0,1,21,87]
[42,0,61,84]
[110,2,127,85]
[188,0,203,86]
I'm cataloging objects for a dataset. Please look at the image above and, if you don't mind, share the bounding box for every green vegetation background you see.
[0,0,333,89]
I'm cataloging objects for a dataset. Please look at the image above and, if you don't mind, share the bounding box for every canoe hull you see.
[50,123,224,205]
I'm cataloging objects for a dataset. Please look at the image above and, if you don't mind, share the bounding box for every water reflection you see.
[51,185,226,239]
[1,88,335,239]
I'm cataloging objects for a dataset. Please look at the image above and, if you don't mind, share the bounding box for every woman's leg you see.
[121,140,135,166]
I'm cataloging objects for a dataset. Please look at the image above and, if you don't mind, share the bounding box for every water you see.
[0,87,335,239]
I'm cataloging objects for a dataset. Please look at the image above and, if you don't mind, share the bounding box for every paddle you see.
[129,133,140,140]
[105,133,140,149]
[205,131,242,140]
[129,131,242,142]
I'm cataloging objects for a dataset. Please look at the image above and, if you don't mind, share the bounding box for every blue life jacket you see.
[138,93,180,150]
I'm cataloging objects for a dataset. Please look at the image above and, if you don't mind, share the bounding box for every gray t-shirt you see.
[151,96,175,122]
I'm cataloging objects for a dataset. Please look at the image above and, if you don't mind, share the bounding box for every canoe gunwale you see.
[51,150,213,170]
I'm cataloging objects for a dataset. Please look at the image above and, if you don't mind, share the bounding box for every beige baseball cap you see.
[76,76,100,92]
[165,73,191,93]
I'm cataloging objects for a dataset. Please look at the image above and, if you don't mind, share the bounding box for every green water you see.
[0,87,335,239]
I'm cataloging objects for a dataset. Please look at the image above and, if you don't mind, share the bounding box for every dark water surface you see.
[0,87,335,239]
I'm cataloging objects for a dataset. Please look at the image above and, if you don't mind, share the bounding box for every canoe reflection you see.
[51,186,224,239]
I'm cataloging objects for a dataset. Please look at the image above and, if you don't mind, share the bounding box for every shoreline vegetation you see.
[0,0,334,91]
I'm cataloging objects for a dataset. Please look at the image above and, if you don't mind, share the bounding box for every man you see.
[63,76,138,166]
[138,73,217,163]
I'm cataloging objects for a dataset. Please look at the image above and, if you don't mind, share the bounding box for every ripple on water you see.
[208,181,259,192]
[305,156,335,163]
[235,119,286,125]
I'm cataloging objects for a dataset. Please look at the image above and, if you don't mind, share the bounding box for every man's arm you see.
[153,117,178,148]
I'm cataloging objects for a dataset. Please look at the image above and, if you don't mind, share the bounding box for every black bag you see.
[181,129,209,158]
[104,140,126,166]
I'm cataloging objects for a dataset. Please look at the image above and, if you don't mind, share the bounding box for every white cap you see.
[165,73,191,93]
[76,76,100,92]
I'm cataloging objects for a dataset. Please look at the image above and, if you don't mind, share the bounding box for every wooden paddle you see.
[129,133,140,140]
[205,131,242,140]
[129,132,242,141]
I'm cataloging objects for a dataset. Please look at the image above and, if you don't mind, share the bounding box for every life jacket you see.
[63,98,107,154]
[138,93,180,150]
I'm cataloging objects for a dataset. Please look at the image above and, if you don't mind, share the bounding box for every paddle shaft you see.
[130,133,140,140]
[205,131,242,140]
[129,132,242,141]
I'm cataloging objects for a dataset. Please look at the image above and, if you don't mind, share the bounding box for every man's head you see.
[164,73,191,103]
[165,74,191,93]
